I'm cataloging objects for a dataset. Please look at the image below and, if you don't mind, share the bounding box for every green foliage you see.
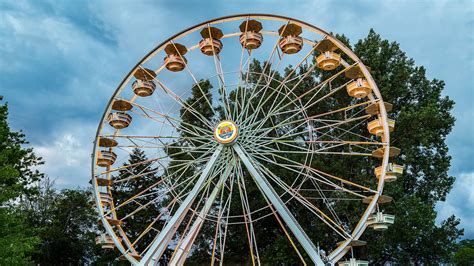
[0,101,44,202]
[350,29,461,263]
[109,147,165,262]
[180,79,215,136]
[0,99,42,264]
[452,239,474,265]
[0,208,39,265]
[186,29,461,264]
[23,179,98,265]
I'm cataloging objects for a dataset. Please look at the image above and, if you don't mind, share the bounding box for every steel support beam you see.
[140,145,223,265]
[169,158,236,265]
[233,144,325,266]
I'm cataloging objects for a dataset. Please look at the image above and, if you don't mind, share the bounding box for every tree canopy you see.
[0,98,42,264]
[182,29,463,264]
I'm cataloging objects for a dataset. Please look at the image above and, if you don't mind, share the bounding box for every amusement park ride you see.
[91,14,403,266]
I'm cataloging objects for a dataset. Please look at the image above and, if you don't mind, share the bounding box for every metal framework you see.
[91,14,399,266]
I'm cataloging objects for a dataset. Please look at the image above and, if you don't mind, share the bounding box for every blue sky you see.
[1,0,473,237]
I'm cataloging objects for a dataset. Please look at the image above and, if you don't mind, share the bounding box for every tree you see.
[111,148,164,257]
[0,97,42,264]
[34,190,96,265]
[0,99,44,201]
[351,29,461,264]
[452,239,474,265]
[0,208,39,265]
[186,29,462,264]
[239,30,462,264]
[22,176,98,265]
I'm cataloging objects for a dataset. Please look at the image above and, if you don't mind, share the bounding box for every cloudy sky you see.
[1,0,473,238]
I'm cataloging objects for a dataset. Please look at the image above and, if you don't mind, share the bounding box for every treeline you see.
[0,99,120,264]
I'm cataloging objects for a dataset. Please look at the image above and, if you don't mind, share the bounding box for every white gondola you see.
[367,212,395,231]
[338,258,369,266]
[132,80,156,97]
[347,78,372,98]
[164,43,188,72]
[278,23,303,54]
[374,163,404,182]
[96,150,117,167]
[239,20,263,50]
[367,118,395,136]
[96,234,115,249]
[108,112,132,129]
[315,39,341,71]
[199,27,223,56]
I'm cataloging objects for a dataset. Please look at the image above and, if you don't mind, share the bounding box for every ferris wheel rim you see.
[91,13,394,265]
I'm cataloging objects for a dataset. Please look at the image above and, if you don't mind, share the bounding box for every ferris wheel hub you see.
[214,120,239,145]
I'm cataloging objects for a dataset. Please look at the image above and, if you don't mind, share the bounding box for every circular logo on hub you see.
[214,120,238,144]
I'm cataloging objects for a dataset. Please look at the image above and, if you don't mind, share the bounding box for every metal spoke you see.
[169,155,236,264]
[244,146,375,194]
[237,20,291,124]
[154,78,214,129]
[169,41,219,121]
[249,154,350,238]
[140,145,223,265]
[234,144,325,265]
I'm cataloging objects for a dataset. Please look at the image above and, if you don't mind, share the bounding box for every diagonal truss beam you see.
[139,145,223,265]
[233,144,325,266]
[169,158,236,265]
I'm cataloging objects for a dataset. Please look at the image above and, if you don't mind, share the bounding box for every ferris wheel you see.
[91,14,402,266]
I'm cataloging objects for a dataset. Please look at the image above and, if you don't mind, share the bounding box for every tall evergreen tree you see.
[0,97,42,264]
[351,29,461,264]
[0,97,44,201]
[270,29,461,264]
[112,148,163,254]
